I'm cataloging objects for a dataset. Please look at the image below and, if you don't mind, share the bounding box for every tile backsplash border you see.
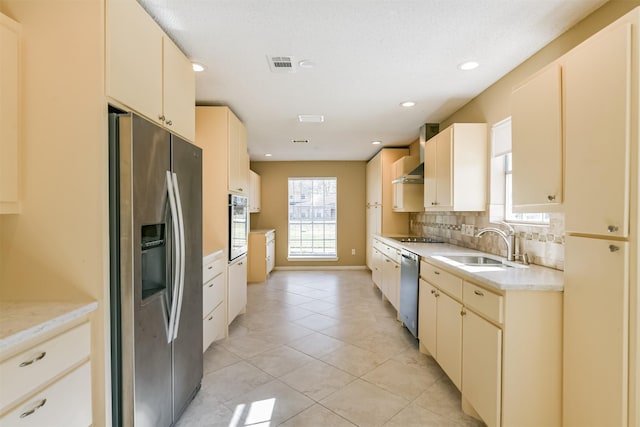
[409,212,565,271]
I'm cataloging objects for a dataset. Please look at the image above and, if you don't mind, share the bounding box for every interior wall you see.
[0,0,108,423]
[250,161,366,268]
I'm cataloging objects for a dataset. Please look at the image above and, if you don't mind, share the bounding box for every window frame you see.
[287,177,338,261]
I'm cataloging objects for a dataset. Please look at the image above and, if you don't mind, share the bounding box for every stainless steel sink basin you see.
[441,255,509,266]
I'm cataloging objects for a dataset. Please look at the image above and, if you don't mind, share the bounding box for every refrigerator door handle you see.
[171,172,186,340]
[166,170,182,343]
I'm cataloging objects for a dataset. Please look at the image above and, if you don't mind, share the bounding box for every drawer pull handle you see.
[609,245,620,253]
[607,225,619,233]
[430,289,436,295]
[433,271,440,275]
[20,399,47,418]
[208,283,214,288]
[208,315,213,321]
[207,266,213,270]
[473,290,484,297]
[19,352,47,367]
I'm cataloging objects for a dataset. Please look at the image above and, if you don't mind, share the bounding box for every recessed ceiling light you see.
[400,101,416,108]
[458,61,479,71]
[298,59,315,69]
[298,115,324,123]
[265,153,272,157]
[192,62,205,72]
[372,140,382,145]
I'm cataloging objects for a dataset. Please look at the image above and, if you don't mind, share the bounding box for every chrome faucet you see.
[475,224,516,262]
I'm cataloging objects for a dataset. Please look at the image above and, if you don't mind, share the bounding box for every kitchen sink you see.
[435,254,528,269]
[442,255,505,266]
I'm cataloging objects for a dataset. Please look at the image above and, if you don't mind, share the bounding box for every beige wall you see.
[443,0,640,127]
[0,0,108,423]
[250,161,366,267]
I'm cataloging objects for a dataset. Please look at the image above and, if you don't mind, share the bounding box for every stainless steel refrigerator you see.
[109,112,203,427]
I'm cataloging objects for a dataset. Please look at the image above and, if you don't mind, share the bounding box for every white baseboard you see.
[273,265,368,271]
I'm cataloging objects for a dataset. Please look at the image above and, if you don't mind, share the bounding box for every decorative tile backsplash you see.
[409,212,565,270]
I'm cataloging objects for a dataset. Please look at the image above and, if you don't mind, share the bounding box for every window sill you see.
[287,256,339,262]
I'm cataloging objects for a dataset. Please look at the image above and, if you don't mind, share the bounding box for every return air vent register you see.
[267,55,296,73]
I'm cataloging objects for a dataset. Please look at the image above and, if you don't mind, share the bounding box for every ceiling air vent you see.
[291,139,309,144]
[267,55,296,73]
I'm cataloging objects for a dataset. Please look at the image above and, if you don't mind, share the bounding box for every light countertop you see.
[376,235,563,292]
[0,300,98,352]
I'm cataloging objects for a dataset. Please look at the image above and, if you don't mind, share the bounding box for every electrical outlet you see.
[461,224,466,235]
[351,248,356,255]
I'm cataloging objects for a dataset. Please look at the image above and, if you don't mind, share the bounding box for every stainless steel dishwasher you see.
[399,249,420,338]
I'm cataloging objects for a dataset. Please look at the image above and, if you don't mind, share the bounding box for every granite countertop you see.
[376,235,563,292]
[0,300,98,352]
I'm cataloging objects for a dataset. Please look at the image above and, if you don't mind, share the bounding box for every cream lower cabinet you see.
[371,240,383,288]
[418,259,562,427]
[248,229,275,283]
[203,251,227,352]
[228,255,247,325]
[381,252,400,310]
[462,308,502,427]
[0,322,92,425]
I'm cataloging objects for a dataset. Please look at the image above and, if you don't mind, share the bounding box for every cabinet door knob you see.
[430,289,436,295]
[19,351,47,367]
[165,120,173,126]
[460,309,467,316]
[609,245,620,252]
[158,114,165,122]
[607,225,619,233]
[547,195,556,202]
[20,399,47,419]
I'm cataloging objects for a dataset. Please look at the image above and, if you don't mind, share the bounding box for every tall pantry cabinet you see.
[562,8,640,427]
[365,148,409,269]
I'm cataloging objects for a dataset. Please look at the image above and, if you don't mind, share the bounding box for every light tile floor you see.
[177,270,485,427]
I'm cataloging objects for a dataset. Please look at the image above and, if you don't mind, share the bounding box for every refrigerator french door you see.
[109,112,203,427]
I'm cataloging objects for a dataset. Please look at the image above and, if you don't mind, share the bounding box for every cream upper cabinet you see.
[162,37,196,141]
[249,170,261,213]
[564,22,631,238]
[424,123,487,211]
[563,236,629,426]
[228,112,249,194]
[392,156,423,212]
[366,154,382,206]
[106,0,195,141]
[511,63,563,212]
[0,13,20,214]
[462,309,502,427]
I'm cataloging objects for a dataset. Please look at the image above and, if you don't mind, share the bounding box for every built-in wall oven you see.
[229,194,248,261]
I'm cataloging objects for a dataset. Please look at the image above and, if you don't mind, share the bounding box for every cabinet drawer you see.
[0,323,90,411]
[385,245,401,263]
[203,272,225,317]
[463,281,503,324]
[203,303,225,352]
[373,239,385,252]
[203,255,225,284]
[0,362,91,426]
[420,261,463,300]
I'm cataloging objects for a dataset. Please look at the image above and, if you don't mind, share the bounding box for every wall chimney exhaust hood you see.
[392,123,439,184]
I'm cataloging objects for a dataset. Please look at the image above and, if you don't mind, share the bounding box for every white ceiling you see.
[138,0,607,161]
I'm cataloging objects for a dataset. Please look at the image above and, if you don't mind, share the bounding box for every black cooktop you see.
[388,236,445,244]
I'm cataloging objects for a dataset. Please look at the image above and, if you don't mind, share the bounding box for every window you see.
[504,153,549,223]
[490,118,549,224]
[288,177,337,259]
